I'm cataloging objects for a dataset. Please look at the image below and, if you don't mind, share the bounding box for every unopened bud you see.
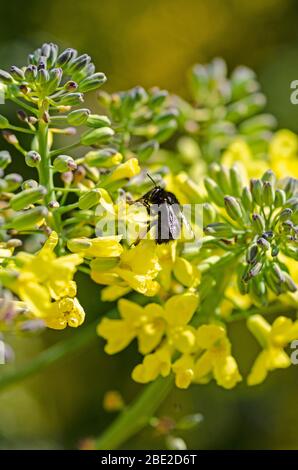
[59,93,84,106]
[204,178,225,207]
[0,69,13,83]
[80,127,114,146]
[67,108,90,126]
[0,151,11,169]
[4,173,22,191]
[263,181,275,206]
[252,213,265,233]
[10,186,46,211]
[53,155,77,172]
[84,148,123,168]
[224,196,243,221]
[0,115,9,129]
[78,72,106,92]
[25,150,41,168]
[86,114,111,128]
[78,189,101,210]
[8,206,48,231]
[250,179,263,206]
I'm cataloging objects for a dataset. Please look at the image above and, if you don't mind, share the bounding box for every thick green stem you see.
[94,375,174,450]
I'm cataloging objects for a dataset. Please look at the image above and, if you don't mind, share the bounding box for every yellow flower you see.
[222,139,269,180]
[106,158,140,183]
[91,240,161,299]
[132,343,173,383]
[269,129,298,178]
[2,232,85,329]
[67,235,123,258]
[194,324,241,389]
[97,292,199,356]
[247,315,298,385]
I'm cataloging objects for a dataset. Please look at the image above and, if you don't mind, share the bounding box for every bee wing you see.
[156,203,181,241]
[179,211,195,241]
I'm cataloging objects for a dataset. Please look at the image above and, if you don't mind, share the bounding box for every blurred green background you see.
[1,0,298,450]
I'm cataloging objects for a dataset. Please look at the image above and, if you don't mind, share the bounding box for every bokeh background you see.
[1,0,298,449]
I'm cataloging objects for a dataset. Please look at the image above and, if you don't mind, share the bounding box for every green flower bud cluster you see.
[98,86,178,160]
[0,43,106,106]
[204,166,298,303]
[175,58,276,161]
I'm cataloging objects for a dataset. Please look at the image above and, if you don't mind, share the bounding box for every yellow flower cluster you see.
[0,232,85,329]
[247,315,298,385]
[97,293,242,389]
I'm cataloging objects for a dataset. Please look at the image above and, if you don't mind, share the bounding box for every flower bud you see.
[68,54,91,73]
[84,148,123,168]
[204,222,233,238]
[217,166,231,194]
[78,189,101,210]
[10,186,46,211]
[0,115,9,129]
[149,89,168,108]
[246,243,258,263]
[2,130,18,145]
[229,165,243,197]
[271,263,285,283]
[37,68,49,87]
[250,179,263,206]
[262,169,276,186]
[67,108,90,126]
[61,171,73,185]
[241,186,253,211]
[257,237,270,251]
[10,66,24,81]
[153,120,177,143]
[53,155,77,172]
[78,72,107,92]
[22,179,38,190]
[274,189,286,208]
[224,196,243,221]
[245,261,262,281]
[86,114,111,128]
[0,69,13,83]
[80,127,114,146]
[278,208,292,222]
[24,65,37,81]
[8,206,48,231]
[204,178,225,207]
[0,150,11,169]
[251,213,265,233]
[59,93,84,106]
[284,272,297,293]
[46,68,62,95]
[105,158,140,183]
[64,81,78,92]
[137,140,159,162]
[4,173,22,191]
[262,181,275,206]
[56,48,77,68]
[25,150,41,168]
[90,257,119,272]
[67,238,92,252]
[202,203,217,226]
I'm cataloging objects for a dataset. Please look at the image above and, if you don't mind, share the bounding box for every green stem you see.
[49,142,80,158]
[0,320,98,392]
[94,376,174,450]
[37,101,61,232]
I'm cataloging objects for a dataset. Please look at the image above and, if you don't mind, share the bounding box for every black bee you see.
[133,174,192,244]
